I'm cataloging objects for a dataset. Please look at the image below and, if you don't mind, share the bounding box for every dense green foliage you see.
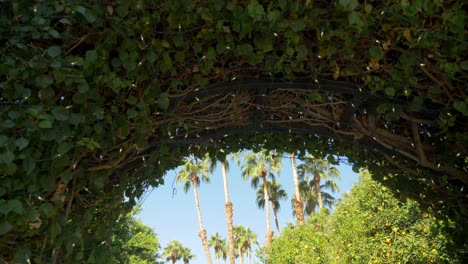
[266,171,461,263]
[111,205,162,264]
[0,0,466,262]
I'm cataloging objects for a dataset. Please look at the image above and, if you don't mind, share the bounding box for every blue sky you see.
[136,155,359,264]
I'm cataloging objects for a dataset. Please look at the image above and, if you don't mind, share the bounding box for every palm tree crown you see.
[233,225,258,264]
[163,240,184,264]
[209,233,227,264]
[241,150,282,248]
[256,180,287,234]
[176,154,213,264]
[297,155,340,213]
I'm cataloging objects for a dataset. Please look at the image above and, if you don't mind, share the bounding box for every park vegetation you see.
[0,0,466,262]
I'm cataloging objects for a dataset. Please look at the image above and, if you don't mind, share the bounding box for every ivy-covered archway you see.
[0,0,466,262]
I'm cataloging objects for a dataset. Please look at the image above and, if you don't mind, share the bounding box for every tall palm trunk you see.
[290,153,305,225]
[221,162,236,264]
[314,172,323,210]
[261,167,273,248]
[270,201,280,234]
[238,246,244,264]
[191,174,213,264]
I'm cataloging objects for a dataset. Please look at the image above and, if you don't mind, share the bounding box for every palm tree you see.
[220,240,228,264]
[209,233,227,264]
[241,227,258,264]
[241,150,282,248]
[163,240,183,264]
[234,225,259,264]
[208,152,239,264]
[233,225,246,264]
[290,153,305,225]
[256,180,287,234]
[297,155,340,211]
[180,246,196,264]
[176,155,213,264]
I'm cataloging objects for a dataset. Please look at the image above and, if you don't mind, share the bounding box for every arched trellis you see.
[104,76,467,217]
[115,76,465,181]
[1,0,467,262]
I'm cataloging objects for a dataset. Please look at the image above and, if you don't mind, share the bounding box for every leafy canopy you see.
[0,0,466,262]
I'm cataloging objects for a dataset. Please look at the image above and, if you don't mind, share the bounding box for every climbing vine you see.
[0,0,466,262]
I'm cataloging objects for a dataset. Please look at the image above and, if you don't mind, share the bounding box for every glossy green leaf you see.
[47,46,62,58]
[38,119,52,128]
[339,0,359,11]
[1,120,15,128]
[23,157,36,174]
[15,138,29,150]
[0,199,23,215]
[157,92,170,110]
[348,11,363,30]
[34,75,54,89]
[454,101,468,116]
[0,151,15,164]
[0,135,8,145]
[52,106,70,121]
[0,221,13,235]
[247,0,264,21]
[369,46,383,59]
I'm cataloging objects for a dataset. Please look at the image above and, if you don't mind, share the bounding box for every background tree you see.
[208,152,239,264]
[233,225,247,264]
[290,153,305,225]
[209,233,227,264]
[163,240,184,264]
[111,204,162,264]
[234,225,258,264]
[241,150,282,247]
[267,171,461,263]
[256,180,287,234]
[176,155,213,264]
[297,155,340,211]
[180,246,195,264]
[294,173,340,217]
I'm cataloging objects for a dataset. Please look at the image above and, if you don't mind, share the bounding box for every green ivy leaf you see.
[40,202,56,217]
[52,106,70,121]
[0,151,15,164]
[1,120,15,128]
[307,92,323,102]
[127,109,138,119]
[23,157,36,174]
[0,135,8,145]
[38,120,52,128]
[157,92,170,110]
[348,11,363,30]
[0,199,23,215]
[254,36,273,53]
[15,138,29,150]
[384,87,395,97]
[0,222,13,235]
[35,75,54,89]
[453,101,468,117]
[85,50,98,62]
[460,61,468,71]
[339,0,359,11]
[369,46,383,59]
[77,138,101,151]
[62,171,73,184]
[247,0,264,22]
[47,46,62,58]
